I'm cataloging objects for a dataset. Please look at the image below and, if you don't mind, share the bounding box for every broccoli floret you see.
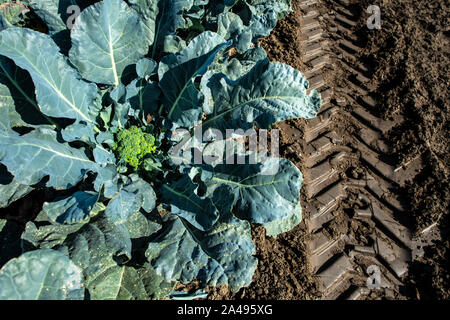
[113,126,156,168]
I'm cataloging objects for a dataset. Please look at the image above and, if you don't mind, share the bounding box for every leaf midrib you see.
[10,139,93,163]
[162,184,205,212]
[107,24,119,87]
[202,95,300,128]
[0,39,93,123]
[212,176,284,188]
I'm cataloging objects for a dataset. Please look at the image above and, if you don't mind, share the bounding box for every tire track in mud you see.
[280,0,440,299]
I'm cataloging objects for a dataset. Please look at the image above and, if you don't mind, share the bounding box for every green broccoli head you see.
[113,126,156,168]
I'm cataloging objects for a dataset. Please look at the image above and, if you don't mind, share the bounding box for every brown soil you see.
[365,0,449,299]
[360,0,449,233]
[208,223,320,300]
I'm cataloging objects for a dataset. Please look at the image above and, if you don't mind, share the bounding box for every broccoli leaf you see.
[0,128,96,189]
[56,215,134,299]
[201,155,304,225]
[43,191,99,225]
[202,59,321,132]
[93,165,122,199]
[61,122,96,144]
[0,28,100,124]
[0,249,84,300]
[250,0,292,20]
[25,0,74,32]
[263,202,302,237]
[0,164,32,208]
[123,210,161,244]
[237,0,291,39]
[161,174,219,231]
[136,58,158,79]
[106,189,144,224]
[217,11,252,53]
[22,219,85,251]
[201,46,268,113]
[149,0,195,59]
[128,0,158,46]
[0,12,9,30]
[158,31,228,129]
[0,56,50,127]
[146,213,257,292]
[105,174,156,224]
[126,78,160,123]
[123,174,157,213]
[0,1,27,27]
[0,0,322,299]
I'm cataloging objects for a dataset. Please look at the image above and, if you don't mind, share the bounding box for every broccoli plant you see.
[0,0,321,300]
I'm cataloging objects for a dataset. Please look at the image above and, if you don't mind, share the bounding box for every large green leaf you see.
[202,59,321,132]
[146,213,257,292]
[105,174,156,224]
[128,0,158,46]
[158,31,228,128]
[123,174,157,213]
[137,263,175,299]
[201,155,304,225]
[0,12,9,30]
[149,0,194,59]
[0,180,32,208]
[22,210,168,299]
[126,78,160,122]
[43,191,99,225]
[161,174,219,231]
[24,0,91,54]
[236,0,291,39]
[263,202,302,237]
[0,28,100,123]
[93,164,122,199]
[135,58,158,78]
[123,210,161,247]
[69,0,149,86]
[0,164,32,208]
[217,11,252,53]
[0,249,84,300]
[0,128,96,189]
[57,216,133,299]
[86,264,149,300]
[205,46,267,85]
[25,0,75,33]
[60,122,96,144]
[22,217,85,251]
[105,189,144,224]
[0,56,51,127]
[60,214,169,299]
